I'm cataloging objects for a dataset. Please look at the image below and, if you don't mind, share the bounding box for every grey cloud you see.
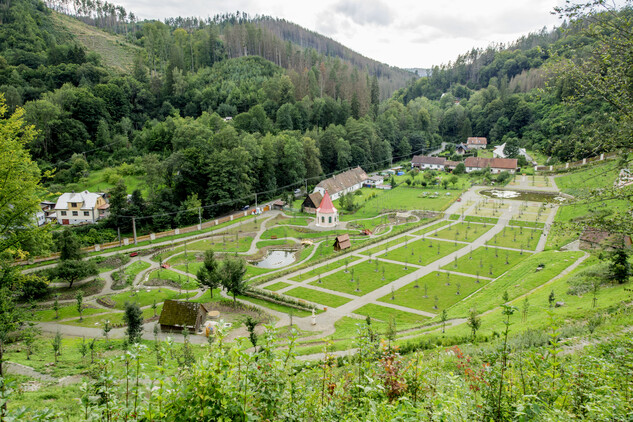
[333,0,394,26]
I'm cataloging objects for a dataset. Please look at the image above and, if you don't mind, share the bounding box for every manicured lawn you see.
[378,272,483,313]
[308,260,416,296]
[447,250,584,317]
[509,220,545,229]
[261,226,354,240]
[284,287,351,308]
[335,186,460,221]
[433,221,494,242]
[353,303,428,327]
[411,220,451,236]
[237,295,313,317]
[62,305,162,328]
[109,289,185,309]
[441,247,531,278]
[289,256,362,281]
[173,236,254,253]
[256,239,297,248]
[149,268,199,289]
[464,215,498,224]
[125,260,150,277]
[244,265,275,279]
[486,226,543,250]
[363,236,416,256]
[380,237,464,266]
[33,305,106,322]
[262,281,291,291]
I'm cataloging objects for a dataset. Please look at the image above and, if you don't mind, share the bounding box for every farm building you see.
[302,192,323,214]
[159,300,210,333]
[333,234,351,251]
[464,157,518,174]
[314,167,368,200]
[411,155,446,170]
[466,137,488,149]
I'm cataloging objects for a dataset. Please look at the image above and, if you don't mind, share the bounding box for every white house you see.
[466,137,487,149]
[493,143,534,164]
[411,155,447,170]
[54,191,109,225]
[464,157,518,174]
[314,167,368,201]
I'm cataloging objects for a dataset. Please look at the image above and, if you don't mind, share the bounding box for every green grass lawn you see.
[353,303,428,327]
[284,287,351,308]
[336,186,459,221]
[308,260,416,296]
[256,239,297,249]
[109,289,185,309]
[62,169,146,196]
[447,250,584,317]
[433,221,494,242]
[148,268,199,289]
[411,220,451,236]
[378,272,485,313]
[172,236,254,254]
[486,226,542,250]
[261,226,354,240]
[509,220,546,229]
[236,295,313,317]
[380,237,464,266]
[32,305,106,322]
[263,281,292,291]
[441,247,532,278]
[244,265,276,279]
[555,161,619,196]
[62,305,162,328]
[289,256,362,282]
[464,215,498,224]
[125,260,151,277]
[270,216,312,226]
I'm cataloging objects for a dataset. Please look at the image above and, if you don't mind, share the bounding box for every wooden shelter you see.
[302,192,323,214]
[158,300,209,333]
[272,200,286,210]
[333,234,351,251]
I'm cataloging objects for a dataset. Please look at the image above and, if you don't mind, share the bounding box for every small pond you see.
[254,250,296,268]
[479,189,568,203]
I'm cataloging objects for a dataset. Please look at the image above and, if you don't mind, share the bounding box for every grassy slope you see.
[52,12,140,72]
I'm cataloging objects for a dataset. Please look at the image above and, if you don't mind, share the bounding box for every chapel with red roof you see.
[316,190,338,228]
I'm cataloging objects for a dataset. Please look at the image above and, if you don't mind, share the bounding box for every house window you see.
[83,211,90,216]
[72,211,78,216]
[61,211,67,216]
[321,216,324,223]
[328,216,332,223]
[71,203,77,208]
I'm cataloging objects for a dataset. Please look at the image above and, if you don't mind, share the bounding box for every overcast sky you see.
[115,0,568,68]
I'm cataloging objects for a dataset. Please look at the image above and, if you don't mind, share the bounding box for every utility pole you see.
[255,192,258,210]
[198,207,202,226]
[117,227,121,247]
[132,217,137,245]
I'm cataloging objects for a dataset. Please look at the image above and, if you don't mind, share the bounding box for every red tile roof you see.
[317,191,337,214]
[464,157,517,169]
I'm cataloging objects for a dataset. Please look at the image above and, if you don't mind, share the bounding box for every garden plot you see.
[486,226,543,250]
[380,237,464,266]
[411,221,451,236]
[284,286,351,308]
[432,222,494,243]
[308,260,416,296]
[378,272,484,313]
[441,246,531,278]
[353,303,428,327]
[289,256,362,282]
[511,212,550,223]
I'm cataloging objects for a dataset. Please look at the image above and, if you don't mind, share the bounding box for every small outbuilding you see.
[272,200,286,210]
[316,191,338,228]
[333,234,351,251]
[159,300,209,333]
[302,192,323,214]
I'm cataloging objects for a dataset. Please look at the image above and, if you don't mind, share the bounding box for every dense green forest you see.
[0,0,630,237]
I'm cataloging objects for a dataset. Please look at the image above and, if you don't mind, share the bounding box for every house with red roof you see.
[466,137,488,149]
[464,157,518,174]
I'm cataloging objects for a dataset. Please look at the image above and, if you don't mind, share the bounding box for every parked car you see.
[129,252,139,257]
[242,205,250,211]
